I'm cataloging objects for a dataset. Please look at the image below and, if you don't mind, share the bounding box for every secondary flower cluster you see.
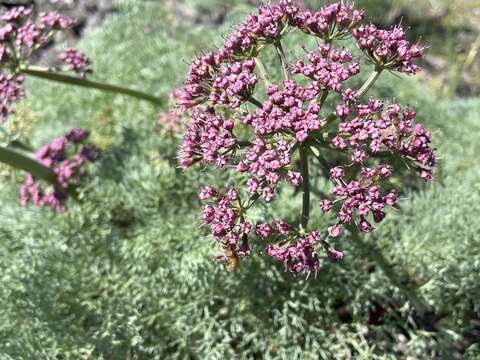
[19,128,98,212]
[59,48,92,78]
[200,187,251,258]
[292,44,360,92]
[179,107,236,169]
[0,73,25,120]
[295,2,364,38]
[179,1,434,275]
[332,100,435,176]
[352,24,423,74]
[265,231,321,274]
[0,6,91,122]
[319,165,398,238]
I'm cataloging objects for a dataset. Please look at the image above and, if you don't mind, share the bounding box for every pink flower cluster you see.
[179,1,433,275]
[353,24,424,75]
[315,99,436,237]
[0,7,72,54]
[264,230,345,274]
[0,74,25,120]
[210,60,257,108]
[243,81,319,142]
[222,0,299,55]
[331,100,435,177]
[292,44,359,92]
[240,136,295,201]
[295,2,364,38]
[319,166,398,237]
[0,6,89,122]
[59,48,92,78]
[19,128,98,212]
[266,231,321,274]
[40,11,74,30]
[179,108,236,169]
[180,1,363,109]
[200,186,251,258]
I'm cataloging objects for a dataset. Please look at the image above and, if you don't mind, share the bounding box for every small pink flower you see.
[319,199,333,212]
[328,224,343,238]
[327,248,344,263]
[329,166,345,180]
[199,186,217,200]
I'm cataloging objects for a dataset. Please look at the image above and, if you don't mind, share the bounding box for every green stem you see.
[0,145,57,186]
[248,96,263,108]
[9,140,35,152]
[254,57,270,87]
[318,90,329,109]
[19,65,164,106]
[274,40,290,80]
[299,146,310,230]
[357,67,383,99]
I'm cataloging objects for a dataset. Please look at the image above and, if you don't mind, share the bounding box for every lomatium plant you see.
[179,0,435,275]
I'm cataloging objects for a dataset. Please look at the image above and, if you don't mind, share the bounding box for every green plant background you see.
[0,0,479,359]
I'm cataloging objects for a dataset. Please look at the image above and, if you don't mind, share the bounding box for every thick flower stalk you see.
[179,0,434,275]
[19,128,98,212]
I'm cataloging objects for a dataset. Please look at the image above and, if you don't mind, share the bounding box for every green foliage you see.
[0,2,478,359]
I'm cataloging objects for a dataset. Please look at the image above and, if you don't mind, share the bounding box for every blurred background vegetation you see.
[0,0,479,359]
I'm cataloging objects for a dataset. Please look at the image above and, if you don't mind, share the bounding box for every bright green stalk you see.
[19,65,164,106]
[274,39,290,80]
[254,57,270,87]
[0,145,57,186]
[357,67,383,99]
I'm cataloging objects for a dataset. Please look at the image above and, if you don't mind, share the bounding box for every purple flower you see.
[40,11,73,30]
[66,128,90,142]
[292,44,359,93]
[2,6,32,23]
[0,8,86,121]
[352,24,424,74]
[256,223,274,239]
[319,199,333,212]
[330,166,345,180]
[275,219,290,235]
[199,186,218,200]
[328,224,343,238]
[378,165,392,178]
[265,231,321,275]
[19,128,98,212]
[358,218,373,233]
[0,74,25,122]
[16,22,44,48]
[59,48,92,78]
[327,248,344,263]
[177,0,435,274]
[246,178,260,193]
[287,171,303,186]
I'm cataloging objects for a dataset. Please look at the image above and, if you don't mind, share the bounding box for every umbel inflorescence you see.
[179,1,435,275]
